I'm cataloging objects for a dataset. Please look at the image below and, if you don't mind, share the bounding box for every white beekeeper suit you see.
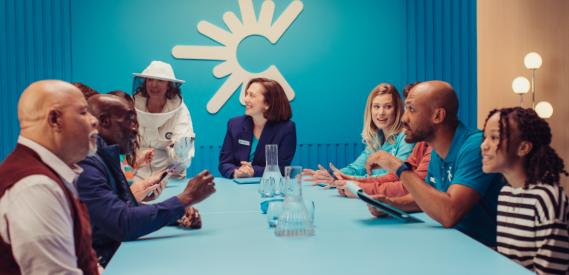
[132,61,195,181]
[134,95,195,180]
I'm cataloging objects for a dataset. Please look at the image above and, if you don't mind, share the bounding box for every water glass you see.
[274,177,285,197]
[267,201,283,227]
[260,178,275,198]
[305,200,315,224]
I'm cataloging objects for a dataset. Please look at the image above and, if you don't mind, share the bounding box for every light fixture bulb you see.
[512,77,530,94]
[535,101,553,119]
[524,52,542,69]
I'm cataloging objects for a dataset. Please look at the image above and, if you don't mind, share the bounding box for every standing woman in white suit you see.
[132,61,195,181]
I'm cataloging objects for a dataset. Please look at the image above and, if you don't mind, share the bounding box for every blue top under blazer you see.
[219,115,297,178]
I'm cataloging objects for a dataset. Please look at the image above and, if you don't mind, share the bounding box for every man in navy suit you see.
[76,94,216,266]
[219,78,297,178]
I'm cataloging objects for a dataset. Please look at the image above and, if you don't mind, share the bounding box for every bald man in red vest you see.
[0,80,100,274]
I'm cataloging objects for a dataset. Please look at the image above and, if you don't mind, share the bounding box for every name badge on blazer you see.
[239,139,250,146]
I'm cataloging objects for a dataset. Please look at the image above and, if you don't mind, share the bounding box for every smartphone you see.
[161,172,172,185]
[147,163,182,197]
[327,169,339,180]
[160,162,182,185]
[148,171,170,197]
[168,162,182,173]
[158,171,169,182]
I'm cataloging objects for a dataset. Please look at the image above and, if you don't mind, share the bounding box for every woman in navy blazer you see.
[219,78,296,178]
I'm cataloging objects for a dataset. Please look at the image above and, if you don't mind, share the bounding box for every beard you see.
[404,121,435,143]
[88,130,98,157]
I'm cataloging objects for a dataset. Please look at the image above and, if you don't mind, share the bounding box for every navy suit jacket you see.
[219,115,297,178]
[77,136,185,266]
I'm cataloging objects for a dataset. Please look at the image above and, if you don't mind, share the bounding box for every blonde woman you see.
[303,83,415,182]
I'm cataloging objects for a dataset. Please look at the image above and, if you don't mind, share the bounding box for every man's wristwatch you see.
[396,162,413,178]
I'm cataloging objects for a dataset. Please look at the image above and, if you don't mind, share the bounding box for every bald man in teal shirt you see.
[364,81,504,247]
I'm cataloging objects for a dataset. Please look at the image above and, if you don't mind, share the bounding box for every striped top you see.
[497,183,569,275]
[119,155,135,185]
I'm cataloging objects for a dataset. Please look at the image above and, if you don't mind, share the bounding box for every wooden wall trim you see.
[478,0,569,192]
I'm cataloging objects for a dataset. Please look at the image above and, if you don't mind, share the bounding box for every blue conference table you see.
[104,178,531,275]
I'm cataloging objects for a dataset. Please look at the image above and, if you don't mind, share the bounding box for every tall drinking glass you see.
[267,201,283,228]
[261,144,283,196]
[274,166,315,237]
[260,178,275,198]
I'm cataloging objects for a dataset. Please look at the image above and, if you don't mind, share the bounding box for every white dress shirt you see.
[0,136,85,275]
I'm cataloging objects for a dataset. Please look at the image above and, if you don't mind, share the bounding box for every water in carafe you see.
[260,144,284,196]
[274,166,315,237]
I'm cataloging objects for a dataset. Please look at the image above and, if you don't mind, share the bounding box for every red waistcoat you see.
[0,144,98,275]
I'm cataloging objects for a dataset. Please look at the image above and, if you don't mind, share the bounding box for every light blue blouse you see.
[340,131,415,178]
[248,135,259,163]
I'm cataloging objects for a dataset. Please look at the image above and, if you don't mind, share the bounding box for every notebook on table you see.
[233,177,262,184]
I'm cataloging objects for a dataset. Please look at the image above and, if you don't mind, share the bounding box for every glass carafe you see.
[260,144,284,196]
[274,166,315,237]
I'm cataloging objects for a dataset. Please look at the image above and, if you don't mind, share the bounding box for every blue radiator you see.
[187,143,366,179]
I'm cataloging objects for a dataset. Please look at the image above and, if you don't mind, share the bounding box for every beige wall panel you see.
[478,0,569,192]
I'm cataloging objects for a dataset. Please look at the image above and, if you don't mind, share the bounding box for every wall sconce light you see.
[512,77,530,107]
[524,52,542,109]
[535,101,553,119]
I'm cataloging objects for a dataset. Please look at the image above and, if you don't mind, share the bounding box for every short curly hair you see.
[482,107,568,188]
[73,82,99,100]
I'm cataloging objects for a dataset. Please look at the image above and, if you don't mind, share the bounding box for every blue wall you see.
[0,0,73,161]
[0,0,476,178]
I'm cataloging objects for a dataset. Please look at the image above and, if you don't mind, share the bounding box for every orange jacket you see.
[358,141,431,198]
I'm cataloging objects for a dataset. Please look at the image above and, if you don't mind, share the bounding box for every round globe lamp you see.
[512,77,530,107]
[535,101,553,119]
[524,52,542,69]
[524,52,542,109]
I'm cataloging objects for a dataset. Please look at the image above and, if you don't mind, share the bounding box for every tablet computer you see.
[233,177,262,184]
[345,181,424,223]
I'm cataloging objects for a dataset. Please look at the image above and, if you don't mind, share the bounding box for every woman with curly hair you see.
[481,107,569,274]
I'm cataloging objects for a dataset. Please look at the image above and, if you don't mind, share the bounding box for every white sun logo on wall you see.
[172,0,303,114]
